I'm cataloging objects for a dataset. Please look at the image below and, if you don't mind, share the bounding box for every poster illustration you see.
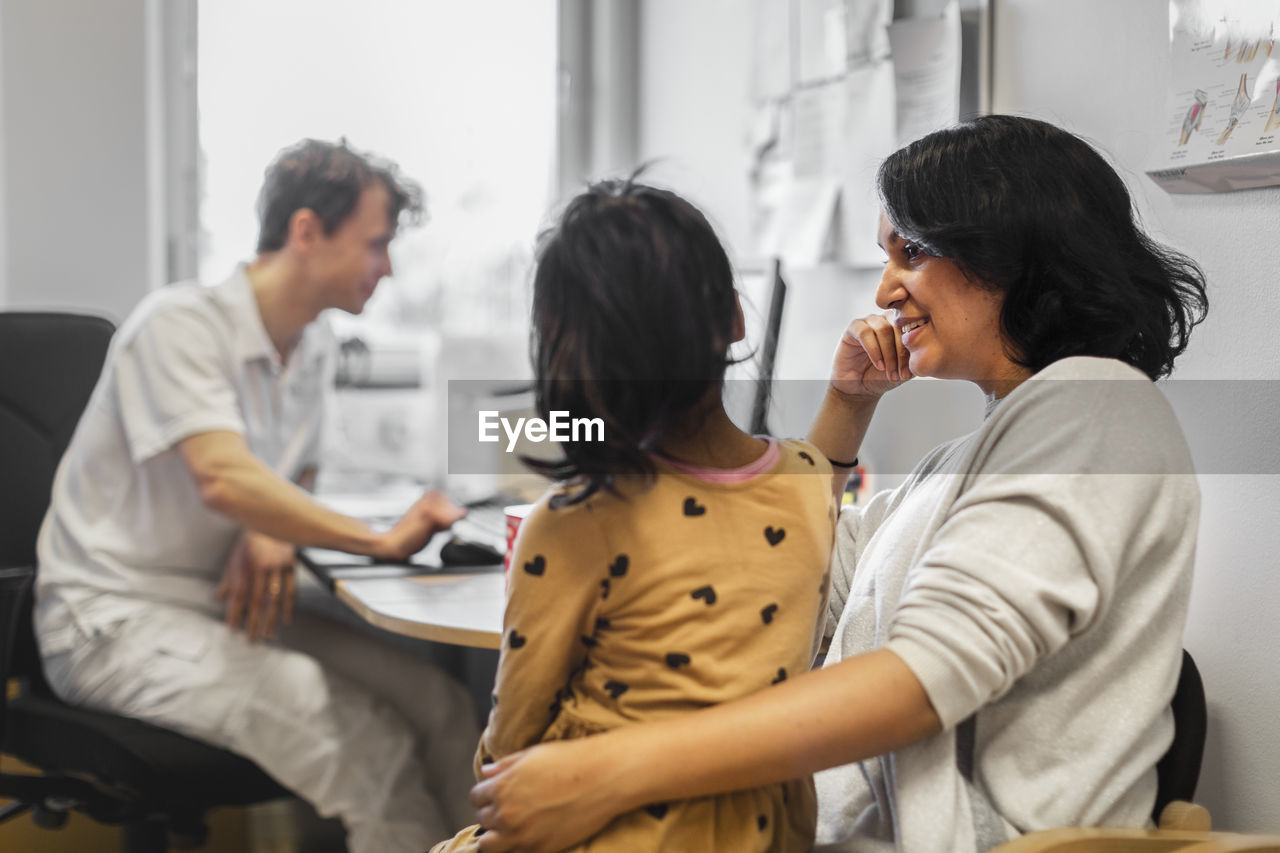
[1148,0,1280,193]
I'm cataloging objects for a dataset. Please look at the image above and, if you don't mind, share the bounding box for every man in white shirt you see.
[35,140,477,852]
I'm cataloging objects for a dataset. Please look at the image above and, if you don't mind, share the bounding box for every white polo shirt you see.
[35,266,335,655]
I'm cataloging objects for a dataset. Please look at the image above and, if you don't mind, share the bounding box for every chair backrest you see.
[0,311,115,688]
[1154,649,1207,821]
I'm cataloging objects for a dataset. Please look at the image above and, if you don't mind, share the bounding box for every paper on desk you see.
[888,0,961,148]
[837,61,898,267]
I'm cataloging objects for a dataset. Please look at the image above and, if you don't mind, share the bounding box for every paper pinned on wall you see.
[1148,0,1280,193]
[753,158,841,268]
[746,0,964,268]
[752,0,793,101]
[888,0,961,147]
[780,178,841,266]
[846,0,894,65]
[797,0,849,83]
[837,61,898,267]
[793,80,849,177]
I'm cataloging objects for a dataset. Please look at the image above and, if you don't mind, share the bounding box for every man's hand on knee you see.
[216,530,297,641]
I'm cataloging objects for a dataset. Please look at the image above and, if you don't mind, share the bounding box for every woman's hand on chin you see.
[471,739,624,853]
[830,314,913,400]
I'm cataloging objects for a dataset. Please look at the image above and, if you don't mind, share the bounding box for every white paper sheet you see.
[846,0,894,65]
[798,0,850,83]
[838,61,898,267]
[888,0,961,147]
[781,178,842,266]
[752,0,793,101]
[755,163,841,268]
[793,80,849,177]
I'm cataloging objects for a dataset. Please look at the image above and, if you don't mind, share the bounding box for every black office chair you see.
[1152,648,1208,827]
[0,312,290,852]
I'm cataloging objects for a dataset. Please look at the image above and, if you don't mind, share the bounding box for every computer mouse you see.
[439,535,504,567]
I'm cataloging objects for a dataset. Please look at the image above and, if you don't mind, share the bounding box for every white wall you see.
[0,0,155,322]
[638,0,1279,833]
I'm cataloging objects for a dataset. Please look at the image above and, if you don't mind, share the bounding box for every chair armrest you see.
[1161,800,1213,831]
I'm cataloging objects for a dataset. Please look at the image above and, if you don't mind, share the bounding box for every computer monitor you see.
[726,258,787,436]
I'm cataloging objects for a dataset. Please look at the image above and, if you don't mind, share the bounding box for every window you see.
[196,0,558,336]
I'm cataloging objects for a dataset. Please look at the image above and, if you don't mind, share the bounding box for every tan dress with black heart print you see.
[431,439,836,852]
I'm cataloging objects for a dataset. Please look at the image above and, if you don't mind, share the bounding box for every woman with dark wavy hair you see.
[468,116,1208,853]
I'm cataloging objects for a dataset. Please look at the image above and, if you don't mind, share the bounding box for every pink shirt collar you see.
[657,438,780,484]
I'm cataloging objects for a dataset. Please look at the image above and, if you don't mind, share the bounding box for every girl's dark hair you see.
[877,115,1208,380]
[256,139,423,253]
[527,177,737,504]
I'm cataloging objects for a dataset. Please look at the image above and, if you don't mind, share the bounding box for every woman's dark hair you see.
[527,177,737,504]
[877,115,1207,380]
[256,139,424,253]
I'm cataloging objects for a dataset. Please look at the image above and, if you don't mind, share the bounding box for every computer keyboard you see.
[462,499,509,535]
[451,498,515,552]
[299,489,528,590]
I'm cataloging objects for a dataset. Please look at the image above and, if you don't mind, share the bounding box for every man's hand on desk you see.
[371,491,467,562]
[217,530,297,641]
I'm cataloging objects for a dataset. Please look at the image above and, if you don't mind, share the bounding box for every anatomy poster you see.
[1148,0,1280,193]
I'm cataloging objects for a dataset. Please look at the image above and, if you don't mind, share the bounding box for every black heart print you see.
[798,451,815,465]
[764,526,786,546]
[523,555,546,576]
[581,635,599,648]
[691,585,717,605]
[683,497,707,516]
[600,578,611,599]
[509,629,527,649]
[645,803,669,820]
[604,680,629,699]
[609,555,629,577]
[772,668,787,684]
[761,603,778,624]
[758,814,768,831]
[665,652,691,669]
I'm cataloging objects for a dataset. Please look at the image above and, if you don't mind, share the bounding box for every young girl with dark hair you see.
[465,117,1210,853]
[431,179,837,852]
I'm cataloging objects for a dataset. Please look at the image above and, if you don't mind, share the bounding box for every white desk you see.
[330,571,505,650]
[303,488,510,650]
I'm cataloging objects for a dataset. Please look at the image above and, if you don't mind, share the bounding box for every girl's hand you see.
[471,740,624,853]
[830,314,913,399]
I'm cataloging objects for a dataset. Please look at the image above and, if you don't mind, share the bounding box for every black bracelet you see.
[827,455,859,468]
